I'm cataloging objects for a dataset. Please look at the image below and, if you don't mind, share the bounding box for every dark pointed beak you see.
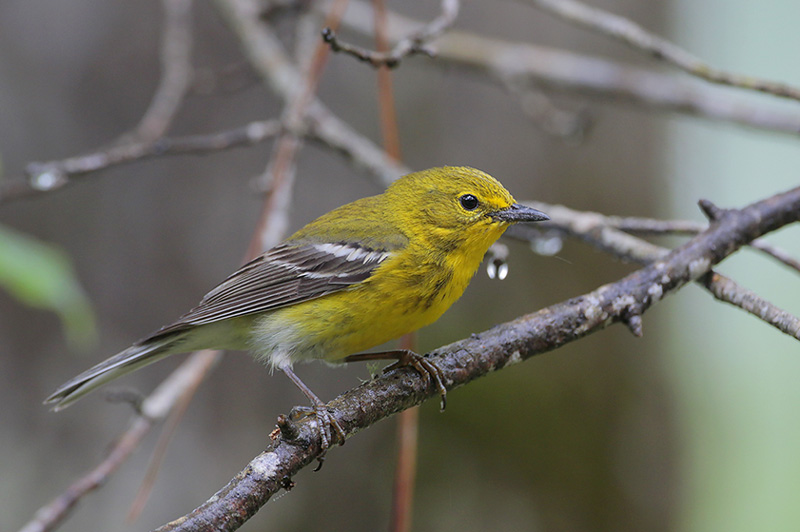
[491,203,549,223]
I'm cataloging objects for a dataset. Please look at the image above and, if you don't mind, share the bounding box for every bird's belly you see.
[250,270,467,368]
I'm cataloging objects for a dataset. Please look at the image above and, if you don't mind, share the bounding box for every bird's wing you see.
[142,241,392,342]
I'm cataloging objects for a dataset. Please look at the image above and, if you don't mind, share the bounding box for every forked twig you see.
[322,0,459,68]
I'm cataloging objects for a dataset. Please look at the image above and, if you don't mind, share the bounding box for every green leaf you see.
[0,224,97,349]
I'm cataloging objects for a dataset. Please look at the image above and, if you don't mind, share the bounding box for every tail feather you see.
[45,334,184,411]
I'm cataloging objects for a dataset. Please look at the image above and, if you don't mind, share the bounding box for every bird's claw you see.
[385,350,447,411]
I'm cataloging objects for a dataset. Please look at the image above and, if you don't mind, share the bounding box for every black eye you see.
[459,194,479,211]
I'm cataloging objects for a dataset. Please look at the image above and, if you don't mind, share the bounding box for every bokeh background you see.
[2,1,799,531]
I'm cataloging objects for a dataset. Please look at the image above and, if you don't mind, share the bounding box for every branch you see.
[596,213,800,274]
[0,121,281,203]
[153,186,800,531]
[321,0,460,68]
[336,1,800,137]
[595,216,704,236]
[521,0,800,102]
[304,109,408,185]
[749,239,800,274]
[509,201,800,340]
[699,271,800,339]
[509,203,669,264]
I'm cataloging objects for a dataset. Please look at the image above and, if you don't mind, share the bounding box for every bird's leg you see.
[281,366,345,456]
[344,350,447,411]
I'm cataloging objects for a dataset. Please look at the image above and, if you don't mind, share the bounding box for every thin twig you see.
[322,0,459,68]
[509,203,668,264]
[513,200,800,275]
[521,0,800,103]
[700,271,800,339]
[749,239,800,273]
[598,214,800,273]
[610,217,800,272]
[1,121,281,203]
[602,216,705,236]
[19,419,153,532]
[373,0,402,160]
[390,380,419,532]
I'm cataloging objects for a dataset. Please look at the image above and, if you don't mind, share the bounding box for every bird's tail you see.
[45,333,184,411]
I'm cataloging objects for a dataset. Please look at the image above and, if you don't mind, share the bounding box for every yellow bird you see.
[46,166,548,447]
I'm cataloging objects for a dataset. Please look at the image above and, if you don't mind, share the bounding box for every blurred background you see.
[1,1,799,531]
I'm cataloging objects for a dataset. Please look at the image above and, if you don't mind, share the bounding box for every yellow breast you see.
[251,221,506,368]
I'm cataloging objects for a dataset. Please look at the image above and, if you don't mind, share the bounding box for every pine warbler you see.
[45,166,548,446]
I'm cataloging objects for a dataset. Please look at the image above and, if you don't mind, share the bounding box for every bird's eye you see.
[459,194,479,211]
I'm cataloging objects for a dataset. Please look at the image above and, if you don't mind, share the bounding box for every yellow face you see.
[388,166,517,241]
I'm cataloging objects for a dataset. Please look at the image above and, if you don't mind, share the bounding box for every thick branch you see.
[154,186,800,532]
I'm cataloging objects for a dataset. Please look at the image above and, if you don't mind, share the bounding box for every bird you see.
[45,166,549,448]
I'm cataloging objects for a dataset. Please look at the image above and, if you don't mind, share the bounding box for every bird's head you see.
[388,166,549,245]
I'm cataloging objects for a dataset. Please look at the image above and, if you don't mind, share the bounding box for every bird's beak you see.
[491,203,549,223]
